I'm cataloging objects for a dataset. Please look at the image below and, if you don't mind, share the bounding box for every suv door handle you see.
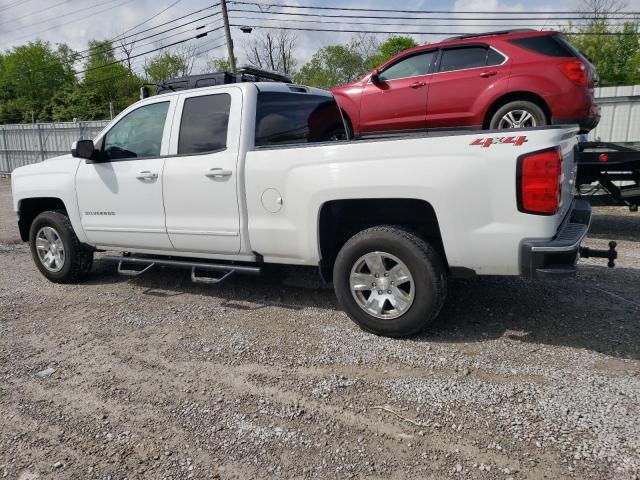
[410,81,427,88]
[480,71,498,78]
[136,171,158,180]
[205,168,232,178]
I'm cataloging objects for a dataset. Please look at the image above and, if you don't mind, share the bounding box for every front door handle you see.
[480,71,498,78]
[136,171,158,180]
[205,168,232,178]
[410,81,427,88]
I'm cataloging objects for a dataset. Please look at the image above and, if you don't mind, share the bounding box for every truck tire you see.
[29,210,93,283]
[333,226,447,337]
[489,100,547,130]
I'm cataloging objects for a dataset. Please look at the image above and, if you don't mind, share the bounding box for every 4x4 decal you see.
[471,136,528,148]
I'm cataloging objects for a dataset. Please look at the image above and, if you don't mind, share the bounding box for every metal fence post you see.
[36,123,45,161]
[1,128,10,173]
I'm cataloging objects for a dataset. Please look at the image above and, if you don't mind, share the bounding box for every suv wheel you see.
[490,100,547,130]
[333,226,447,337]
[29,211,93,283]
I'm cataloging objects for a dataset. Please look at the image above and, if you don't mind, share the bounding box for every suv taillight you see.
[559,60,588,87]
[517,147,563,215]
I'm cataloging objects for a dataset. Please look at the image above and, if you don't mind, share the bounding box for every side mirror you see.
[71,139,96,160]
[371,69,381,83]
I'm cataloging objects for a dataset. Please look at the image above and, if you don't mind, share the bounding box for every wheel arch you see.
[483,91,552,129]
[17,197,68,241]
[317,198,447,281]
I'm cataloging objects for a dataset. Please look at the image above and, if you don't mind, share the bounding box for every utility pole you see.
[220,0,236,72]
[109,102,114,120]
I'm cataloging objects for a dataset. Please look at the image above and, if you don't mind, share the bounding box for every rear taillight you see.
[517,147,563,215]
[559,60,588,87]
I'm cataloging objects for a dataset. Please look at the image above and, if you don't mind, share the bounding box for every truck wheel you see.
[489,100,546,130]
[333,226,447,337]
[29,211,93,283]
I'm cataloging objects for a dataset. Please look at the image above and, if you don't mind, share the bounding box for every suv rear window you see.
[255,91,346,147]
[508,34,577,57]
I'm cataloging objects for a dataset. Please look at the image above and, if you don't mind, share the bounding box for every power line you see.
[76,25,224,75]
[227,7,635,22]
[229,14,610,28]
[0,0,35,13]
[8,0,136,44]
[75,5,221,57]
[75,12,222,61]
[229,1,640,16]
[229,22,640,36]
[4,0,122,35]
[0,0,71,27]
[111,0,184,41]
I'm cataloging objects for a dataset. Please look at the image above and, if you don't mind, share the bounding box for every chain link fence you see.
[0,121,109,174]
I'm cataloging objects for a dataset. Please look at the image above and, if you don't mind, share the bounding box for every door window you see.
[439,47,489,72]
[178,94,231,155]
[487,48,506,66]
[103,102,169,160]
[379,51,436,81]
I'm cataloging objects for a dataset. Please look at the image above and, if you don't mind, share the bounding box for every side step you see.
[104,255,261,284]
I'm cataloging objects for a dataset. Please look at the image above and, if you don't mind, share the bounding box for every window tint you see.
[508,35,577,58]
[255,92,346,147]
[439,47,488,72]
[104,102,169,160]
[487,48,506,66]
[379,51,436,81]
[178,94,231,155]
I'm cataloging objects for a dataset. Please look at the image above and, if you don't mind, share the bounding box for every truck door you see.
[162,87,242,254]
[75,98,175,250]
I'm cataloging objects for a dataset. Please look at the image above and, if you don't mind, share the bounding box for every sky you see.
[1,0,639,76]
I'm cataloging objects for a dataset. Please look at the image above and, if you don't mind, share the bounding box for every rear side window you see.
[178,94,231,154]
[255,92,346,147]
[508,35,577,57]
[439,47,489,72]
[379,51,437,81]
[487,48,506,66]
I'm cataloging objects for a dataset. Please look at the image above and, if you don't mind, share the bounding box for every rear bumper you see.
[520,199,592,279]
[554,115,600,133]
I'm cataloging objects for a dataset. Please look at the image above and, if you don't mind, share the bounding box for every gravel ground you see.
[0,178,639,480]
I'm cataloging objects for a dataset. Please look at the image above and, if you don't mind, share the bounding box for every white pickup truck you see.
[11,81,612,337]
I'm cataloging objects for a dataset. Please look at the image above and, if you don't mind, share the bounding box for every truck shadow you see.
[425,268,640,360]
[89,259,639,360]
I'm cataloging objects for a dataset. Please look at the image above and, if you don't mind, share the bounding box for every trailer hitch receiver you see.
[580,241,618,268]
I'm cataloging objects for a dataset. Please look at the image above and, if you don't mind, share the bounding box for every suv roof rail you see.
[443,28,539,42]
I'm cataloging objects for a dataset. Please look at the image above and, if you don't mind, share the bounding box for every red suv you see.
[332,30,600,136]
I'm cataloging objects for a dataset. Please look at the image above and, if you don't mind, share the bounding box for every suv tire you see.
[489,100,547,130]
[333,226,447,337]
[29,210,93,283]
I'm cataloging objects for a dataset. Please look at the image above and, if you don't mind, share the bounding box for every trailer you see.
[576,141,640,212]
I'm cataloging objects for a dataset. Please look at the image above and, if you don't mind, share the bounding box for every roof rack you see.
[443,29,538,42]
[142,65,293,98]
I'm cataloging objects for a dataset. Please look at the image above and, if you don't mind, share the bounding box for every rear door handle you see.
[410,81,427,88]
[205,168,232,178]
[136,171,158,180]
[480,71,498,78]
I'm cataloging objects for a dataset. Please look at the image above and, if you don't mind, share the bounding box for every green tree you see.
[366,36,418,70]
[0,41,75,123]
[77,40,142,120]
[144,52,188,82]
[294,45,364,89]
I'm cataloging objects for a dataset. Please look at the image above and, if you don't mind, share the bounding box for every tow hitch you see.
[580,241,618,268]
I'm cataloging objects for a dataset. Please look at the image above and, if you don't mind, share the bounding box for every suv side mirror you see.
[71,139,96,160]
[371,69,381,83]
